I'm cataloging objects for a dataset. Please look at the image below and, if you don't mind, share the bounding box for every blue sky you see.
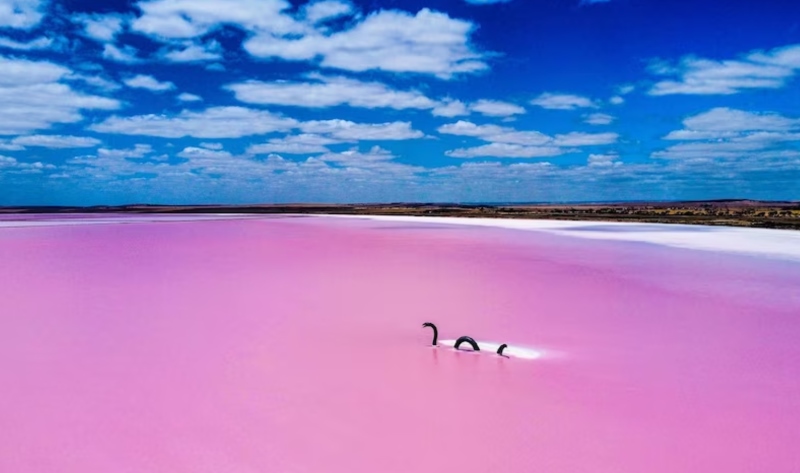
[0,0,799,205]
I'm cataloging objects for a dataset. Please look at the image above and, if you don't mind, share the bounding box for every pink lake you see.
[1,214,799,472]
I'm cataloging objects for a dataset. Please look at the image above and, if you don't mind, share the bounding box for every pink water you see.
[1,215,799,472]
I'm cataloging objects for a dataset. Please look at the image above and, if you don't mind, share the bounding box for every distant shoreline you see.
[1,199,799,230]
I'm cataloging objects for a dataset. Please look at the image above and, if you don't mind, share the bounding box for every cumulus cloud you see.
[177,146,233,159]
[0,56,120,135]
[74,14,128,42]
[298,119,424,141]
[162,40,223,62]
[103,44,142,63]
[97,144,153,159]
[439,120,617,158]
[432,99,470,117]
[0,154,54,174]
[303,0,354,24]
[90,106,298,138]
[584,113,615,125]
[470,99,525,117]
[66,74,121,92]
[12,134,102,148]
[653,107,800,160]
[177,92,202,102]
[588,153,621,167]
[131,0,305,39]
[123,74,176,92]
[447,143,565,158]
[318,146,395,164]
[0,0,46,29]
[648,43,800,95]
[227,74,436,110]
[248,134,339,155]
[530,92,598,110]
[244,8,487,79]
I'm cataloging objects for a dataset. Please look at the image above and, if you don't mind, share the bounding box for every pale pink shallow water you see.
[1,215,799,473]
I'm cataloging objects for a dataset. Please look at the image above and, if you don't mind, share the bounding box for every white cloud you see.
[617,84,635,95]
[0,35,52,50]
[74,14,127,42]
[0,56,120,135]
[103,44,142,63]
[654,107,800,160]
[432,99,469,117]
[249,134,337,155]
[673,107,799,134]
[0,56,67,86]
[303,0,354,24]
[90,106,298,138]
[227,74,436,110]
[588,153,621,167]
[530,92,598,110]
[162,40,222,62]
[470,99,525,117]
[318,146,395,164]
[438,121,550,145]
[584,113,615,125]
[299,119,424,141]
[12,134,101,148]
[97,144,153,159]
[123,74,176,92]
[199,142,222,150]
[609,96,624,105]
[0,139,25,151]
[177,146,232,159]
[0,154,54,174]
[648,44,800,95]
[446,143,566,158]
[0,0,45,29]
[553,132,618,146]
[66,74,121,91]
[439,120,618,158]
[177,92,202,102]
[244,8,487,79]
[131,0,306,39]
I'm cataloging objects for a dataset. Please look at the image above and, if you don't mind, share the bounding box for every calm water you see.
[1,215,798,472]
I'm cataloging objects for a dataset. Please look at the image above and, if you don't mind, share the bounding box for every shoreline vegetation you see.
[2,199,800,230]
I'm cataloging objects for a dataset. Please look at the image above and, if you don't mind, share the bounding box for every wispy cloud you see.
[439,120,617,158]
[653,107,800,160]
[90,107,297,139]
[648,44,800,95]
[584,113,615,125]
[227,74,436,110]
[12,135,101,148]
[0,35,52,50]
